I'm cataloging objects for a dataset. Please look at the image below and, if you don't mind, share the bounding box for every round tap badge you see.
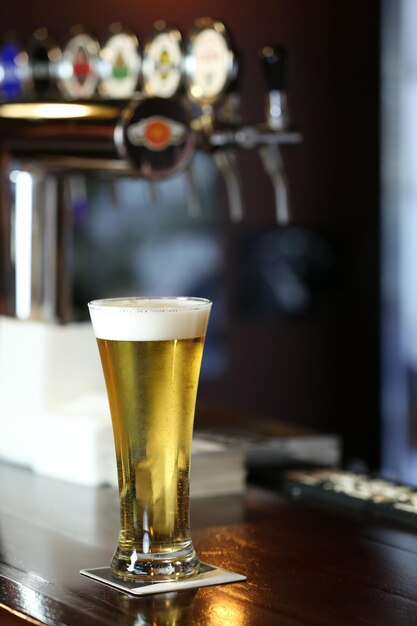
[127,115,186,151]
[117,97,195,178]
[28,28,61,96]
[0,37,29,100]
[142,22,183,98]
[58,30,100,99]
[99,26,141,99]
[185,18,236,105]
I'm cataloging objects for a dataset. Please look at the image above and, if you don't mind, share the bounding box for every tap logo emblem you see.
[142,29,183,98]
[112,51,129,80]
[158,49,172,81]
[73,46,92,86]
[127,115,186,151]
[0,41,28,99]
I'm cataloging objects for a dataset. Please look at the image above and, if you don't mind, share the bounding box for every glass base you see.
[110,543,200,582]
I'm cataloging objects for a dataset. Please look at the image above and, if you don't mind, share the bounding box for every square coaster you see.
[80,562,246,596]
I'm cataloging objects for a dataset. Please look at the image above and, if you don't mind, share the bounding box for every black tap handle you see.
[259,46,286,91]
[230,51,243,92]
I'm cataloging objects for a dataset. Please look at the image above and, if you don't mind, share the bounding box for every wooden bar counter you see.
[1,461,417,625]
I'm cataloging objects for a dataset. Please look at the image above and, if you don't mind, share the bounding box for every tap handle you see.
[259,46,288,130]
[259,45,286,92]
[116,97,195,177]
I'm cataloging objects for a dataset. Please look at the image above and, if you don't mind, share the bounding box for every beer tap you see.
[27,28,62,99]
[98,23,142,214]
[0,31,30,100]
[142,21,183,99]
[212,149,243,221]
[98,23,141,100]
[115,91,195,181]
[142,20,202,218]
[183,163,202,218]
[258,45,291,225]
[0,21,303,230]
[57,25,101,100]
[185,18,244,222]
[212,51,246,223]
[147,179,161,205]
[196,43,301,225]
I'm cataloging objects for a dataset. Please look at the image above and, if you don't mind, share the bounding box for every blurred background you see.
[1,0,411,484]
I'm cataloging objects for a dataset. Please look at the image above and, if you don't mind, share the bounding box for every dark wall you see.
[0,1,380,467]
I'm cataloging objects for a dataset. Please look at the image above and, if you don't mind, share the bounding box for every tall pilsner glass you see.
[88,297,212,582]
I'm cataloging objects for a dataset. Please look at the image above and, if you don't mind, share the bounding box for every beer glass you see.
[88,296,212,582]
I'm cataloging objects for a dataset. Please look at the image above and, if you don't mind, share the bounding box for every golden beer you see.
[88,297,211,582]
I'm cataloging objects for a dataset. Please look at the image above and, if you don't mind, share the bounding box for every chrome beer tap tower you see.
[0,18,302,481]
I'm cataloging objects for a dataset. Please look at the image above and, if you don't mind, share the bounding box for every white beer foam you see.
[88,297,211,341]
